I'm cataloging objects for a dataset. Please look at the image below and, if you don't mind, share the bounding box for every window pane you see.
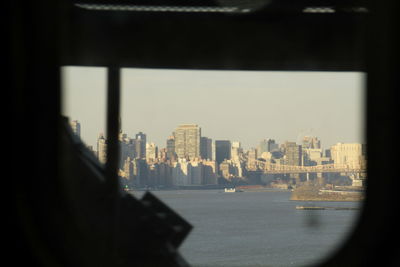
[61,66,107,162]
[118,68,365,266]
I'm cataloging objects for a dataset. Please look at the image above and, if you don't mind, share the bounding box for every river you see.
[133,189,361,267]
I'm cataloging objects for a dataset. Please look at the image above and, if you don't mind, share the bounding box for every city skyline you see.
[62,67,365,149]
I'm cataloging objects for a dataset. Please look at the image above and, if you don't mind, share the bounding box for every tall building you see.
[200,137,213,160]
[284,141,302,166]
[302,136,321,149]
[134,132,147,159]
[70,120,81,138]
[146,142,158,162]
[247,148,258,170]
[303,148,323,166]
[172,159,191,186]
[166,135,176,160]
[231,141,242,162]
[258,139,268,156]
[119,132,133,168]
[215,140,231,165]
[97,133,107,164]
[267,139,279,152]
[330,143,366,169]
[202,160,218,185]
[173,124,201,160]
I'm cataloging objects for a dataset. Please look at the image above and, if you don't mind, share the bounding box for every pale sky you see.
[62,67,365,151]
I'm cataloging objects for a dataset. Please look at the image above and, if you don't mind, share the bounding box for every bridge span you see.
[254,161,366,175]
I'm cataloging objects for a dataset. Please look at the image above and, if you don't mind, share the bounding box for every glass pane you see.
[61,66,107,163]
[118,68,366,266]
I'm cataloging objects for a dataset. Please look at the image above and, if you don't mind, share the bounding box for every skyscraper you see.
[215,140,231,165]
[173,124,201,160]
[200,137,212,160]
[231,141,242,162]
[135,132,147,159]
[267,139,279,152]
[70,120,81,138]
[302,136,321,149]
[97,133,107,164]
[146,142,158,162]
[284,141,302,166]
[166,135,176,160]
[258,139,268,156]
[330,143,366,169]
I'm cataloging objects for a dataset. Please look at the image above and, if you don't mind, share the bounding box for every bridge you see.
[253,161,366,175]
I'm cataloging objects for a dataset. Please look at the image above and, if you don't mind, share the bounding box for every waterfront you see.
[133,190,361,267]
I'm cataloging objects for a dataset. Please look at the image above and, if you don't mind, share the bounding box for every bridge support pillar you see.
[317,172,325,185]
[290,173,300,184]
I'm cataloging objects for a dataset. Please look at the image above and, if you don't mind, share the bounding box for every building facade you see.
[215,140,231,165]
[173,124,201,160]
[97,133,107,165]
[284,141,302,166]
[200,137,213,160]
[330,143,366,169]
[70,120,81,138]
[135,132,147,159]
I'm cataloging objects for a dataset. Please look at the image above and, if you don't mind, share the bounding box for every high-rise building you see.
[302,136,321,149]
[173,124,201,160]
[247,148,258,170]
[200,137,213,160]
[267,139,279,152]
[146,142,158,162]
[258,139,268,156]
[119,132,132,168]
[172,159,191,186]
[330,143,366,169]
[70,120,81,138]
[215,140,231,165]
[202,160,217,185]
[231,141,242,162]
[284,141,302,166]
[97,133,107,164]
[166,135,176,160]
[134,132,147,159]
[303,148,323,166]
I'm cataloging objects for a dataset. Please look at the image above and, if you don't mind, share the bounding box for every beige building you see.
[174,124,201,160]
[172,158,217,186]
[97,133,107,165]
[146,142,158,162]
[303,148,323,165]
[231,141,243,162]
[330,143,366,169]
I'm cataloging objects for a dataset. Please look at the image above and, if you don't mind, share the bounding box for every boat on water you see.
[224,188,243,193]
[224,188,236,192]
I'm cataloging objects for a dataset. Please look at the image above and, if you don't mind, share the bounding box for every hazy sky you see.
[62,67,365,150]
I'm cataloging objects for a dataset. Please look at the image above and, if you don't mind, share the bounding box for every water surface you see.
[133,190,360,267]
